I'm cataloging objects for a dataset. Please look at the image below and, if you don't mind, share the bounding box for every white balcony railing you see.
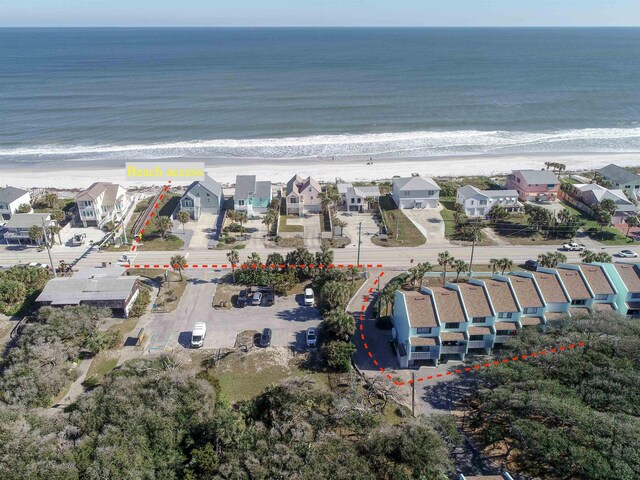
[467,340,492,349]
[410,351,438,360]
[440,345,466,354]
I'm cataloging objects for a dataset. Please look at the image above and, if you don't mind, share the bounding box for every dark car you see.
[260,328,272,347]
[237,289,248,308]
[263,291,275,306]
[524,259,538,271]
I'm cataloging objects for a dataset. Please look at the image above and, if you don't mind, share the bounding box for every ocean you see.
[1,27,639,166]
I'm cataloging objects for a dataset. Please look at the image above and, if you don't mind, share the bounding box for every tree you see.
[452,259,468,282]
[625,215,639,236]
[41,191,58,208]
[266,252,284,268]
[322,309,356,341]
[599,198,617,215]
[16,203,31,214]
[155,216,174,239]
[593,207,612,231]
[262,209,278,237]
[227,249,240,282]
[28,225,44,245]
[247,252,261,267]
[487,204,509,223]
[437,251,455,286]
[315,245,334,268]
[497,258,514,275]
[581,250,612,263]
[47,224,62,245]
[320,280,352,311]
[170,254,186,281]
[0,279,27,304]
[50,209,65,223]
[452,202,465,225]
[176,210,190,233]
[537,251,567,268]
[322,340,356,371]
[489,258,499,274]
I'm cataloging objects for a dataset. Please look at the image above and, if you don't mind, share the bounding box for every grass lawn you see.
[107,317,139,338]
[439,198,457,238]
[279,215,304,233]
[561,201,637,245]
[84,351,119,387]
[215,242,246,250]
[124,193,184,251]
[372,195,425,247]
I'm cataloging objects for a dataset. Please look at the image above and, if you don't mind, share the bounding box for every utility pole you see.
[411,371,415,416]
[356,221,362,266]
[395,214,399,240]
[469,219,479,277]
[42,216,56,278]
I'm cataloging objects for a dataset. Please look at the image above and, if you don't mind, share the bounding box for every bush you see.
[223,222,243,233]
[129,289,151,318]
[322,340,356,371]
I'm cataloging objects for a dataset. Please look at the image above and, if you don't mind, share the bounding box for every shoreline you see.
[3,152,640,189]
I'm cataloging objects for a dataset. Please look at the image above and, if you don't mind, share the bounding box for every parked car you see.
[617,250,638,258]
[28,262,49,270]
[306,327,317,347]
[304,288,315,306]
[263,291,275,306]
[561,242,586,251]
[260,328,272,347]
[251,292,263,306]
[72,233,86,246]
[190,322,207,348]
[524,259,539,271]
[237,289,248,308]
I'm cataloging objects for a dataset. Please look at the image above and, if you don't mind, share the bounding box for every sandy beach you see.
[2,152,640,189]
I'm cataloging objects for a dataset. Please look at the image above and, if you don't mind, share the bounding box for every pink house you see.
[505,169,560,202]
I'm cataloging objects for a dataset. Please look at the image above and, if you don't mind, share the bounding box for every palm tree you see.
[594,252,612,263]
[176,211,190,233]
[247,252,261,267]
[28,225,44,245]
[48,224,62,245]
[580,249,597,263]
[626,215,639,236]
[497,258,514,275]
[538,251,567,268]
[489,258,499,274]
[170,254,186,281]
[408,266,422,290]
[347,266,360,285]
[417,262,432,290]
[453,259,468,282]
[50,209,65,224]
[41,191,58,208]
[155,216,174,240]
[262,209,278,237]
[236,211,248,239]
[227,249,240,282]
[322,309,356,341]
[437,251,455,286]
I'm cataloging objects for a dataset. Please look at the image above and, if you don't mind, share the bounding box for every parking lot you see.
[144,273,322,352]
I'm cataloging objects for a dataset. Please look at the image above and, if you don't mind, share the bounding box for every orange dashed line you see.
[363,343,369,349]
[368,352,373,358]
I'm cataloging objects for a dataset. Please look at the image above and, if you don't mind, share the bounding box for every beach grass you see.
[372,195,425,247]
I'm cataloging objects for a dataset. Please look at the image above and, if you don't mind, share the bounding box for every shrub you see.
[129,289,151,318]
[322,340,356,371]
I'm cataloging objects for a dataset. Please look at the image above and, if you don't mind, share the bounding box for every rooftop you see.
[393,176,441,191]
[457,283,492,318]
[508,275,544,308]
[184,174,223,199]
[36,276,139,305]
[401,290,438,328]
[556,267,593,300]
[613,263,640,292]
[483,280,518,313]
[409,336,437,346]
[494,321,518,330]
[431,287,466,324]
[514,169,560,185]
[0,186,29,204]
[578,264,615,296]
[5,212,52,229]
[75,182,126,205]
[596,163,640,185]
[532,271,569,304]
[457,185,519,199]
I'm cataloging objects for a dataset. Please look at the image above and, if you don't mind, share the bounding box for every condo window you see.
[497,330,515,336]
[631,293,640,299]
[594,294,608,300]
[416,327,431,334]
[469,335,484,341]
[472,317,486,323]
[444,322,460,329]
[522,307,537,314]
[571,299,587,306]
[498,312,513,319]
[238,200,245,206]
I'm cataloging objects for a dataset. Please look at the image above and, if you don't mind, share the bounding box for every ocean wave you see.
[2,128,640,162]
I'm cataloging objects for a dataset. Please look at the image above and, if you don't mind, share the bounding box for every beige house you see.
[75,182,132,228]
[285,174,322,215]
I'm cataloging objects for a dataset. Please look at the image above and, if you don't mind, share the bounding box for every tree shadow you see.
[275,305,321,322]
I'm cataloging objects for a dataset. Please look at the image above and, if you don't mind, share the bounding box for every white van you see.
[304,288,314,306]
[190,322,207,348]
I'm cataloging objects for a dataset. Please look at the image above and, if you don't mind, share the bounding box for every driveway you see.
[335,211,381,246]
[145,275,322,352]
[402,206,449,245]
[300,213,322,249]
[243,217,269,250]
[185,213,218,249]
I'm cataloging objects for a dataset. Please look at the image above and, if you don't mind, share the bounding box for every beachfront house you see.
[0,186,31,220]
[337,182,381,212]
[3,213,56,245]
[233,175,272,216]
[391,175,440,209]
[563,183,637,223]
[36,276,140,318]
[456,185,521,218]
[285,174,322,215]
[505,170,560,202]
[75,182,132,228]
[179,174,224,220]
[600,262,640,316]
[596,164,640,198]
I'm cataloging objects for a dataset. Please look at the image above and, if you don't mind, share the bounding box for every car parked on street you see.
[237,289,248,308]
[617,250,638,258]
[306,327,317,347]
[524,259,538,271]
[260,328,272,347]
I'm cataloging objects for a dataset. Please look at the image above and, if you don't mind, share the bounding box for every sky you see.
[1,0,639,27]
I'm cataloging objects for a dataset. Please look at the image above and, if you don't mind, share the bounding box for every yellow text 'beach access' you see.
[125,162,205,181]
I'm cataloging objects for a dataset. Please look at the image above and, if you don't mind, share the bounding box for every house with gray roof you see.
[337,183,381,212]
[3,213,56,245]
[565,183,637,223]
[285,174,322,215]
[179,174,224,219]
[392,176,441,209]
[505,169,560,202]
[233,175,272,216]
[0,186,31,219]
[36,275,140,317]
[456,185,522,218]
[596,164,640,197]
[75,182,132,228]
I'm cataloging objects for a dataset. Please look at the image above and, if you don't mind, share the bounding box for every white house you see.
[566,183,637,223]
[233,175,272,216]
[456,185,521,218]
[285,175,322,215]
[75,182,132,228]
[179,174,224,220]
[392,176,440,209]
[3,213,57,245]
[337,183,381,212]
[0,186,31,219]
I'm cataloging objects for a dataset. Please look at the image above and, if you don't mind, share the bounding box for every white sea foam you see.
[2,128,640,162]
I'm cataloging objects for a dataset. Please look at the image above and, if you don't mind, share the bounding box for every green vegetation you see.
[0,265,50,315]
[373,195,425,247]
[438,198,457,238]
[128,289,151,317]
[126,193,184,250]
[466,314,640,479]
[561,201,635,245]
[278,214,304,232]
